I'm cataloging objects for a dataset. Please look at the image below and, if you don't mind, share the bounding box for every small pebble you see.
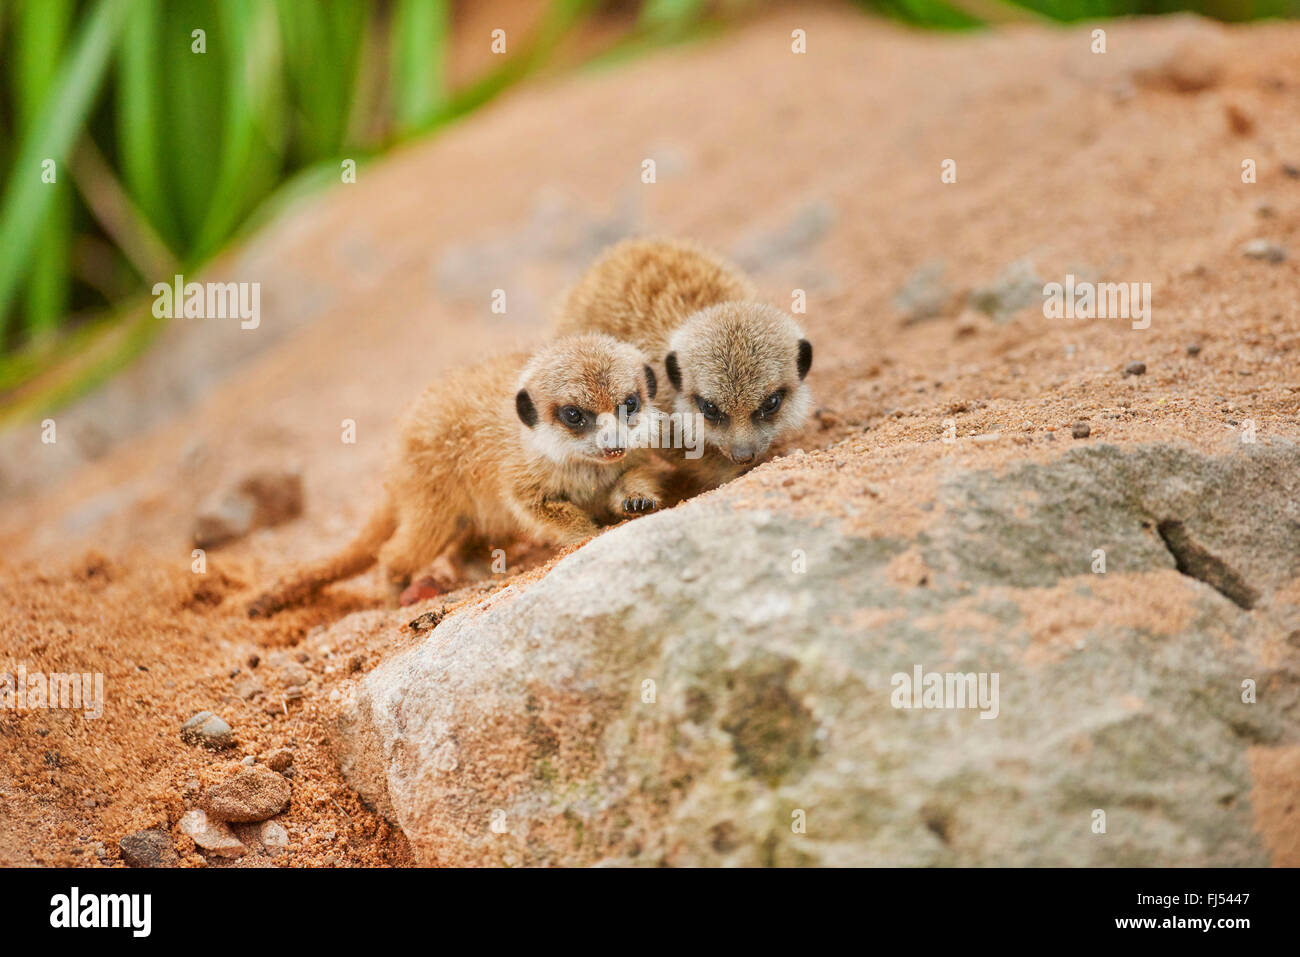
[118,829,179,868]
[1124,361,1146,376]
[181,711,234,750]
[202,765,291,823]
[281,662,310,687]
[1186,342,1202,356]
[265,747,294,772]
[260,820,289,857]
[1241,239,1286,263]
[180,809,247,859]
[1071,421,1091,439]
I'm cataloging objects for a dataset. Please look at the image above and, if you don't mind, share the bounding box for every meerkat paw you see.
[621,495,660,515]
[399,576,444,606]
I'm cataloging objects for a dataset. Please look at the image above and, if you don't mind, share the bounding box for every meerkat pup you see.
[248,334,663,616]
[552,238,812,496]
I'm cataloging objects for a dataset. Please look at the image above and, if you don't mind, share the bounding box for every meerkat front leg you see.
[609,464,663,517]
[521,494,601,546]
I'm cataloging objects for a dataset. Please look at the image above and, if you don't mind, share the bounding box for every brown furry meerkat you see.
[552,238,812,496]
[247,333,663,616]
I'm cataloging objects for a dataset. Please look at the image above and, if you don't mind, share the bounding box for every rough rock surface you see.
[118,829,179,868]
[333,441,1300,865]
[202,766,292,823]
[180,809,247,858]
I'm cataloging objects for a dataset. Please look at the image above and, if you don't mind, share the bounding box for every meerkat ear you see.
[664,352,682,391]
[644,365,658,400]
[515,389,538,428]
[797,339,813,380]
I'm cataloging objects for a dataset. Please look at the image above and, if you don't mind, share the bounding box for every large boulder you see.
[329,441,1300,865]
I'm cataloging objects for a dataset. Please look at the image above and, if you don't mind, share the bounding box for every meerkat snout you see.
[515,334,659,465]
[663,302,812,465]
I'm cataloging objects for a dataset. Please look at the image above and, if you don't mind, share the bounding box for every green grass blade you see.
[14,0,75,341]
[0,0,131,343]
[116,0,180,251]
[191,0,287,260]
[276,0,367,159]
[390,0,451,135]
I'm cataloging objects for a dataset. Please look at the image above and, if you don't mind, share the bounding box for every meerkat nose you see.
[731,445,756,464]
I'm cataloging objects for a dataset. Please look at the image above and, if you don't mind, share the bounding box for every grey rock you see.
[180,809,247,858]
[281,662,310,687]
[893,261,952,323]
[330,441,1300,866]
[259,820,289,857]
[193,470,303,549]
[192,495,255,550]
[969,259,1043,322]
[181,711,234,750]
[1241,239,1286,264]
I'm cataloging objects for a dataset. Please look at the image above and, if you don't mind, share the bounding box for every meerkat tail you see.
[247,498,397,617]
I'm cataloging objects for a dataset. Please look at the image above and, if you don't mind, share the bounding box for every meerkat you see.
[247,334,663,616]
[552,238,812,497]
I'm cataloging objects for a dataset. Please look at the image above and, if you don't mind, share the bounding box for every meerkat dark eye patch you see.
[664,352,681,391]
[557,405,589,431]
[694,395,724,423]
[515,389,538,428]
[755,390,785,420]
[643,364,657,400]
[797,339,813,380]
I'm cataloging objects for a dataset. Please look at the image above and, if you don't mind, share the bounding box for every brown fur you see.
[248,334,662,616]
[552,238,812,498]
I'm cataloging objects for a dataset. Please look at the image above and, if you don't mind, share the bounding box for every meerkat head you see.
[663,303,812,465]
[514,333,659,465]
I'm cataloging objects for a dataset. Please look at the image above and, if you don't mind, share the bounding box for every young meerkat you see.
[247,333,663,616]
[552,238,813,497]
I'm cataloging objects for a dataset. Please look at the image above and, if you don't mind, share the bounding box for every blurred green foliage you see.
[0,0,594,402]
[864,0,1297,28]
[0,0,1294,408]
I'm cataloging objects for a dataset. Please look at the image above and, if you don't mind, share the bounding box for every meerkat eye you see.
[756,391,784,419]
[559,406,585,427]
[620,394,640,417]
[695,396,723,423]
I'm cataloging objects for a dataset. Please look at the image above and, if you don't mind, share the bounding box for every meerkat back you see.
[552,238,756,361]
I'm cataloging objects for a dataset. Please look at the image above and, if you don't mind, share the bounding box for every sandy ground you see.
[1,4,1298,866]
